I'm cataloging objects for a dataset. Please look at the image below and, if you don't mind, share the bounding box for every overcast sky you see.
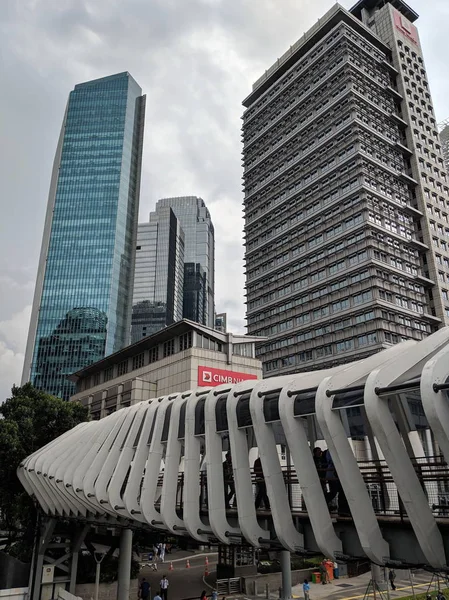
[1,0,449,401]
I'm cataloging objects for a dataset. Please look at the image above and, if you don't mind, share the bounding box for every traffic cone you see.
[186,559,190,569]
[205,565,209,577]
[169,561,174,571]
[205,556,209,567]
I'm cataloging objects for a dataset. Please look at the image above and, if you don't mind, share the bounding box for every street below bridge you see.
[139,551,218,600]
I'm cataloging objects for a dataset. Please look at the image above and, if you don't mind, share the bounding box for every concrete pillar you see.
[117,529,133,600]
[371,563,384,599]
[279,551,292,600]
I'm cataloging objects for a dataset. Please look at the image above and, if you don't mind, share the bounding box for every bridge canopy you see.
[18,328,449,570]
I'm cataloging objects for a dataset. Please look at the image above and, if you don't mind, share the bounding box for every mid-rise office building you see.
[131,208,185,342]
[131,197,215,340]
[243,0,449,377]
[22,72,145,399]
[70,320,263,419]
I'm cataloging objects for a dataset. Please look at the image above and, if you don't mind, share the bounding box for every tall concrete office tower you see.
[131,196,215,341]
[243,0,449,377]
[131,208,185,342]
[22,72,145,399]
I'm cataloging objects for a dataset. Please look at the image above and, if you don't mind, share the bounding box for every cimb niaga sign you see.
[198,366,258,387]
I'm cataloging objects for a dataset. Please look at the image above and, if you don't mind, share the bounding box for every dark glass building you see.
[156,197,215,327]
[22,72,146,399]
[131,208,185,342]
[131,197,215,341]
[183,263,207,324]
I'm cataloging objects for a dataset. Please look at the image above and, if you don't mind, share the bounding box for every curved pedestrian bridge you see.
[18,328,449,570]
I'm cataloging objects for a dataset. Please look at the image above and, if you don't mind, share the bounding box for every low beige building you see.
[69,319,264,420]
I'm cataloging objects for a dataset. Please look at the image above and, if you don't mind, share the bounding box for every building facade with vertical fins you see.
[22,72,146,399]
[243,0,449,377]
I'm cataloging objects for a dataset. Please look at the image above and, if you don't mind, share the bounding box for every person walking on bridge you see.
[254,456,270,510]
[223,452,235,509]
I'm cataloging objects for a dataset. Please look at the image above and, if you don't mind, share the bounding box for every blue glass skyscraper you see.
[22,72,146,399]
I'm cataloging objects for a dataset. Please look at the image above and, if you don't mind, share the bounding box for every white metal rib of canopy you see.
[17,329,449,568]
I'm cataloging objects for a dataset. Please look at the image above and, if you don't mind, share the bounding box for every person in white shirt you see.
[159,575,169,600]
[160,543,166,563]
[153,595,162,600]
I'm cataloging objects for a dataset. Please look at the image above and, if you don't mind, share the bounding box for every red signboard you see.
[198,366,258,387]
[393,9,419,47]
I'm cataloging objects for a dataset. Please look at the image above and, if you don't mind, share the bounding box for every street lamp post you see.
[94,552,106,600]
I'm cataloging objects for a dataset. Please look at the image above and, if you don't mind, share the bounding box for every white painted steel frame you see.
[18,329,449,569]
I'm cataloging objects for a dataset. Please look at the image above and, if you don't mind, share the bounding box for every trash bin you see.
[312,572,321,584]
[326,561,334,581]
[334,566,340,579]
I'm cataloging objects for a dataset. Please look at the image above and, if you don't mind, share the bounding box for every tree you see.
[0,383,88,561]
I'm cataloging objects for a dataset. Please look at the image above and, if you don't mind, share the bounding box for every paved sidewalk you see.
[291,569,442,600]
[237,569,444,600]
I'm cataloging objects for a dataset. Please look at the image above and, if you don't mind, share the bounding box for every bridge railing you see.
[153,455,449,520]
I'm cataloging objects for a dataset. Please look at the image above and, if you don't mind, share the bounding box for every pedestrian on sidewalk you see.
[389,569,396,591]
[160,575,169,600]
[139,578,151,600]
[303,579,310,600]
[160,543,166,563]
[153,594,162,600]
[319,561,328,585]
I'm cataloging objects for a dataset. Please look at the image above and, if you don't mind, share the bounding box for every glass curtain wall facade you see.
[183,263,207,323]
[22,72,145,399]
[131,208,185,342]
[243,1,449,378]
[156,197,215,327]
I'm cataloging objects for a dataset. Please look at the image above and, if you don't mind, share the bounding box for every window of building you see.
[149,346,159,364]
[163,339,175,357]
[336,339,354,353]
[179,331,193,351]
[93,372,100,387]
[132,352,145,371]
[117,360,128,377]
[104,366,114,382]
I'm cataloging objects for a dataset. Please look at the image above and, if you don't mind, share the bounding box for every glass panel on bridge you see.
[195,398,206,436]
[147,406,159,445]
[216,395,229,432]
[332,388,365,411]
[161,404,173,442]
[237,394,252,428]
[293,391,316,416]
[178,401,186,440]
[263,392,281,422]
[132,414,144,448]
